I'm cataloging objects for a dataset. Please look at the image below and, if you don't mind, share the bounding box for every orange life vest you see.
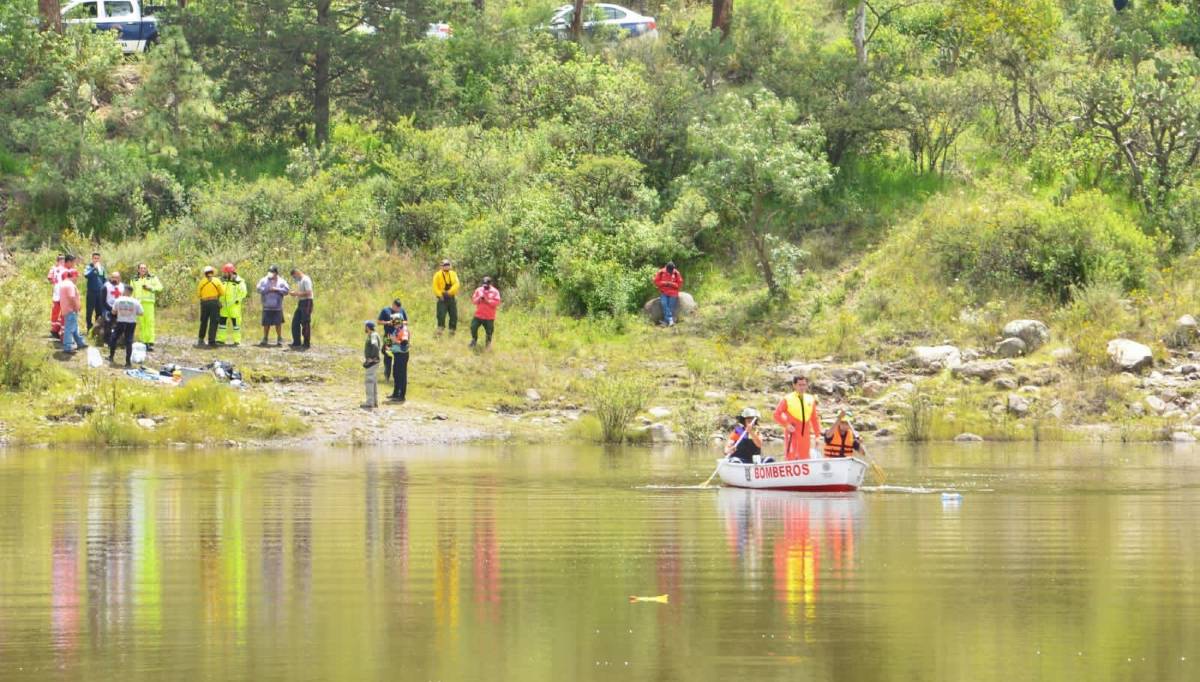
[823,427,856,458]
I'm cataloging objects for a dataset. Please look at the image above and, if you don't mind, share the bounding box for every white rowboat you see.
[716,457,868,492]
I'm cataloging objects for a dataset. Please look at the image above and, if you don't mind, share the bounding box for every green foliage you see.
[0,283,50,390]
[126,31,223,166]
[684,89,833,296]
[926,190,1155,302]
[586,373,652,443]
[1055,280,1136,370]
[900,388,935,442]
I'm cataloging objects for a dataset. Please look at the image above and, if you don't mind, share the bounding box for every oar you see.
[861,445,887,485]
[699,462,723,487]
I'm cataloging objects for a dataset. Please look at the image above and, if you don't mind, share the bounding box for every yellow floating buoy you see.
[628,594,669,604]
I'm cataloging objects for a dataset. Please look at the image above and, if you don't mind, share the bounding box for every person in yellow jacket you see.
[130,263,164,351]
[431,258,460,335]
[217,263,248,346]
[196,266,225,347]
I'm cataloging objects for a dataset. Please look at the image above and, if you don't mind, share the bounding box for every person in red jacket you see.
[469,277,502,349]
[653,262,683,326]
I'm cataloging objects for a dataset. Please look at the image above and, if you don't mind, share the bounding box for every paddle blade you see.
[629,594,669,604]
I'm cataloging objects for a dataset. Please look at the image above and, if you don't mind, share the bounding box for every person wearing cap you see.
[725,407,765,463]
[362,320,382,409]
[196,266,225,347]
[822,410,864,458]
[130,263,164,351]
[653,261,683,327]
[469,276,501,349]
[47,254,66,339]
[432,259,461,335]
[217,263,248,346]
[288,267,314,349]
[256,266,290,346]
[377,299,408,381]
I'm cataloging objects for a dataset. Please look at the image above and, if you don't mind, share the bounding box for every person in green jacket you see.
[217,263,248,346]
[130,263,164,352]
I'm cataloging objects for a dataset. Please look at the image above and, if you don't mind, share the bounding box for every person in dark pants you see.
[83,252,106,332]
[469,277,501,349]
[432,259,460,335]
[108,284,143,367]
[196,265,225,347]
[289,268,314,349]
[377,299,408,381]
[388,318,410,403]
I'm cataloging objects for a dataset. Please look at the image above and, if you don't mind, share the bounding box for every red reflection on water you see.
[472,478,500,623]
[718,490,864,615]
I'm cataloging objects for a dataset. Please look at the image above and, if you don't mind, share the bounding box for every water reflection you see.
[718,489,865,620]
[1,445,1197,682]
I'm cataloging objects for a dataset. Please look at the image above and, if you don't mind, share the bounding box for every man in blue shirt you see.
[377,299,407,381]
[83,252,106,332]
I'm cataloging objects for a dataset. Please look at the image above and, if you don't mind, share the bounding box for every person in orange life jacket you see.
[773,376,822,460]
[725,407,770,463]
[653,262,683,326]
[377,299,408,381]
[387,317,410,403]
[469,277,501,349]
[822,410,864,458]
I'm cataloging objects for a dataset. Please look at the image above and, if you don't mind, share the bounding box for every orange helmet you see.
[222,263,236,274]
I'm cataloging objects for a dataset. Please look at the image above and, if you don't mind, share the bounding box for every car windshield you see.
[105,1,134,18]
[63,1,98,19]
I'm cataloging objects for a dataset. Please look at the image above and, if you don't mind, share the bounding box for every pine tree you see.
[130,32,222,162]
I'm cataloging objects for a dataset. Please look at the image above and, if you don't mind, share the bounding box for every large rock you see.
[643,292,697,323]
[910,345,962,372]
[1107,339,1154,372]
[1002,319,1051,351]
[954,432,984,442]
[646,423,675,443]
[1167,315,1199,349]
[996,337,1027,358]
[828,367,865,386]
[953,360,1015,382]
[1144,395,1168,415]
[1006,394,1031,417]
[861,381,886,398]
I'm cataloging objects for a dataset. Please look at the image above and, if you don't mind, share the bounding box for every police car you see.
[548,3,658,40]
[61,0,159,53]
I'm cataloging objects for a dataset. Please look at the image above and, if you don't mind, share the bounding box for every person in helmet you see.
[217,263,248,346]
[725,407,765,463]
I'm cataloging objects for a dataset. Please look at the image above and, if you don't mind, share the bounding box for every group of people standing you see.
[47,253,164,366]
[724,376,864,463]
[360,259,503,409]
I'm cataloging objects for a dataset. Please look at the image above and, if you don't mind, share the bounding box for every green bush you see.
[586,374,652,443]
[0,283,50,390]
[927,191,1156,302]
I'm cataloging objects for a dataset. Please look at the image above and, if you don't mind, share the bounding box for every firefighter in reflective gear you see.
[773,376,822,460]
[217,263,248,345]
[130,263,164,351]
[823,410,863,458]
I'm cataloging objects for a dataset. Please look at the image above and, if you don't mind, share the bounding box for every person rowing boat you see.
[724,407,766,463]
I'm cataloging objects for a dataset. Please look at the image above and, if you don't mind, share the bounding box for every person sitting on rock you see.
[725,407,766,463]
[822,410,864,458]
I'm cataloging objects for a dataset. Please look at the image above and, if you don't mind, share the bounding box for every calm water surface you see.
[0,443,1197,681]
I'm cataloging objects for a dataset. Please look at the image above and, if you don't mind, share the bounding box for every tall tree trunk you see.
[177,0,187,7]
[473,0,483,10]
[39,0,62,33]
[712,0,732,40]
[747,198,779,297]
[313,0,332,146]
[570,0,585,40]
[852,1,867,67]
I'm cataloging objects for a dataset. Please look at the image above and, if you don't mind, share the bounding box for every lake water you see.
[0,443,1197,681]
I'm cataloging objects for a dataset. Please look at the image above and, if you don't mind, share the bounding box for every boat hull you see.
[717,457,867,492]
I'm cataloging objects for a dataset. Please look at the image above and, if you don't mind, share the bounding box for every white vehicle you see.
[61,0,159,53]
[547,3,658,40]
[426,22,452,40]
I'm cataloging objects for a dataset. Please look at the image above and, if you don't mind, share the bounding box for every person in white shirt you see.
[108,284,144,367]
[289,268,315,349]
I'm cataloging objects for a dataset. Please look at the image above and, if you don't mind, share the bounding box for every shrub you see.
[586,373,652,443]
[0,283,50,391]
[927,191,1156,302]
[901,389,934,442]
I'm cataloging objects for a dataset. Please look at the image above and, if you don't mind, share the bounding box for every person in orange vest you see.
[822,410,864,458]
[772,376,821,460]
